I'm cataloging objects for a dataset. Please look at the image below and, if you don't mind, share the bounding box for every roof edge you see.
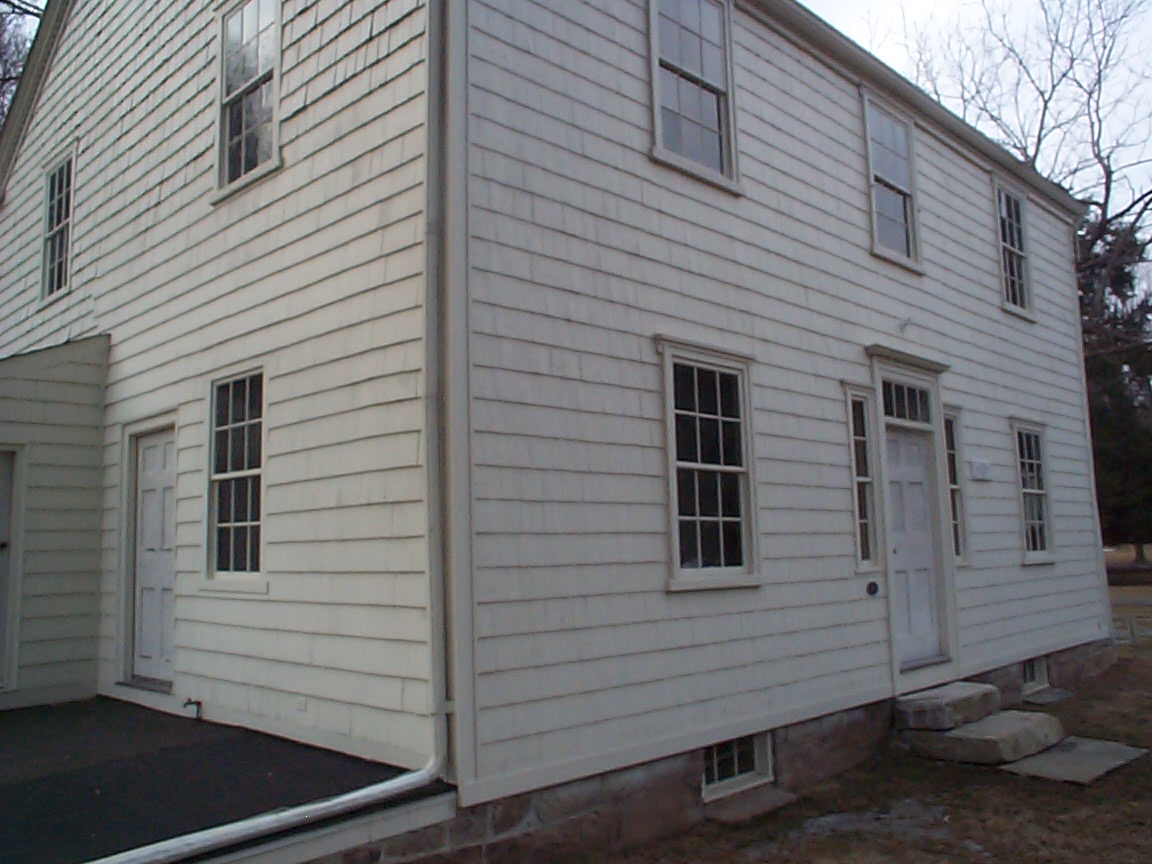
[0,0,75,207]
[743,0,1085,219]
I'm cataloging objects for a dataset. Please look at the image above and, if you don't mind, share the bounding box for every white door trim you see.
[870,360,959,694]
[0,445,25,692]
[117,415,179,688]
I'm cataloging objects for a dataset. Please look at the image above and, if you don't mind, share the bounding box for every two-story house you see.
[0,0,1114,861]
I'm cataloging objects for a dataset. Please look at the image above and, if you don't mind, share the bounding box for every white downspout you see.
[88,0,458,860]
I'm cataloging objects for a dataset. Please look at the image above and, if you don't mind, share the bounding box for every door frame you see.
[0,445,26,693]
[869,353,960,694]
[117,415,179,688]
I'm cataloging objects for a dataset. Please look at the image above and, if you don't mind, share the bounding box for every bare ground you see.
[598,645,1152,864]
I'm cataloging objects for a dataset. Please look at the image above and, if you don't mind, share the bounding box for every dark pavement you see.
[0,697,446,864]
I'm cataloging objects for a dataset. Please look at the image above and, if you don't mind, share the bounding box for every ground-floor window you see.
[210,371,264,573]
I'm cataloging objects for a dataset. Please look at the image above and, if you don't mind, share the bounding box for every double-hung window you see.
[42,155,73,298]
[865,98,918,262]
[998,188,1030,311]
[651,0,737,182]
[944,413,966,560]
[211,372,264,574]
[219,0,279,187]
[1014,424,1050,558]
[662,342,756,588]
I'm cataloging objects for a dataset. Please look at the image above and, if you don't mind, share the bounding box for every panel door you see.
[0,451,13,684]
[886,428,943,667]
[133,430,176,684]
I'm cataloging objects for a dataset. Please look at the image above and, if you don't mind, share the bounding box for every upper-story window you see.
[998,187,1030,311]
[219,0,279,187]
[865,98,918,262]
[651,0,738,185]
[42,155,73,298]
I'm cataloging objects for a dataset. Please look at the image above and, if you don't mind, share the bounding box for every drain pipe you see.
[87,753,445,864]
[89,1,463,861]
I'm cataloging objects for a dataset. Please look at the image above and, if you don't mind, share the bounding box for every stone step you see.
[901,710,1065,765]
[894,681,1001,731]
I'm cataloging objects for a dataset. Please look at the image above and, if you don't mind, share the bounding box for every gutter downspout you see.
[88,0,457,860]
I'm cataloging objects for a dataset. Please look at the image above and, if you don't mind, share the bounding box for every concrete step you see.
[895,681,1001,731]
[901,710,1065,765]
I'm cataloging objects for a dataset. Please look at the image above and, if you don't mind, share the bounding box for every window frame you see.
[40,147,76,302]
[212,0,283,200]
[658,337,759,591]
[1011,420,1053,564]
[995,182,1034,319]
[943,410,969,565]
[648,0,742,193]
[844,385,880,572]
[208,370,266,580]
[862,91,922,270]
[701,733,774,802]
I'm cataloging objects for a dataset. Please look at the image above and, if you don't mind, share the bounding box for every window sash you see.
[999,189,1029,308]
[219,0,277,185]
[42,158,73,296]
[1016,428,1049,554]
[944,415,965,559]
[211,372,264,574]
[849,394,875,565]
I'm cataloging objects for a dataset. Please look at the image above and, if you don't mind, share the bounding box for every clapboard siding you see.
[464,0,1106,793]
[0,1,434,765]
[0,337,107,708]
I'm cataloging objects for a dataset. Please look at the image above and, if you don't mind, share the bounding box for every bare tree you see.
[0,2,41,123]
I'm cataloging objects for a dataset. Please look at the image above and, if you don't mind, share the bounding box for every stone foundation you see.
[966,638,1117,706]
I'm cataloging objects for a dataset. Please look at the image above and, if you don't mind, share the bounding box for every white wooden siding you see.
[0,337,107,709]
[463,0,1106,798]
[0,0,435,766]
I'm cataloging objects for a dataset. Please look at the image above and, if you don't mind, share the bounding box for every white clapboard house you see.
[0,0,1113,859]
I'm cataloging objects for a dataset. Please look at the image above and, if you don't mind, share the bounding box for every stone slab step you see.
[895,682,1001,731]
[902,710,1064,765]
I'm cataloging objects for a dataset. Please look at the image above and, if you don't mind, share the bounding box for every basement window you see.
[702,733,773,799]
[1022,657,1049,695]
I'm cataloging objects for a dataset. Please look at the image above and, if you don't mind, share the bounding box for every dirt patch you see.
[594,646,1152,864]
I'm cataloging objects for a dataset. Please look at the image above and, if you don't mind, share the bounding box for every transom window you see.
[654,0,732,176]
[882,381,931,423]
[849,394,876,564]
[211,373,264,573]
[866,101,917,259]
[944,415,965,558]
[999,188,1029,309]
[673,361,746,570]
[220,0,277,185]
[1016,427,1049,554]
[43,156,73,297]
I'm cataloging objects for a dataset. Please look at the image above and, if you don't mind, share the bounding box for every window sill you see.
[209,152,283,206]
[37,288,70,309]
[197,576,270,595]
[870,243,925,275]
[1001,301,1037,323]
[667,570,761,592]
[702,773,776,804]
[650,145,744,196]
[1022,552,1055,566]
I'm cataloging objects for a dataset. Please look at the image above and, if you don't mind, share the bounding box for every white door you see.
[886,429,943,667]
[0,451,14,684]
[133,430,176,684]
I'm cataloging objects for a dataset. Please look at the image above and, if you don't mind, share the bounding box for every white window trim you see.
[648,0,743,194]
[994,180,1036,321]
[657,336,760,591]
[207,369,268,584]
[1011,419,1054,565]
[701,733,774,802]
[861,90,923,272]
[943,408,969,566]
[210,0,283,202]
[39,143,78,303]
[844,384,880,573]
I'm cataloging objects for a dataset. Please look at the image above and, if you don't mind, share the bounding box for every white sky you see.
[799,0,967,76]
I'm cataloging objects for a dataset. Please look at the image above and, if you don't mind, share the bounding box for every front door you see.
[886,428,943,667]
[0,451,14,685]
[132,430,176,685]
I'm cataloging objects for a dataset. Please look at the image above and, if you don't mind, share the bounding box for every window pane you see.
[678,468,697,516]
[230,428,246,472]
[234,477,249,523]
[215,429,229,475]
[698,369,718,415]
[217,527,232,571]
[702,42,725,86]
[700,521,722,567]
[680,520,699,567]
[662,109,682,154]
[855,440,869,477]
[248,374,263,419]
[719,373,740,418]
[251,480,262,521]
[659,15,680,65]
[720,473,740,517]
[700,0,723,43]
[722,421,742,467]
[250,526,261,571]
[699,471,719,516]
[234,523,249,570]
[722,521,743,567]
[676,414,698,462]
[679,28,702,77]
[699,417,721,464]
[660,68,680,113]
[247,421,262,469]
[674,363,695,411]
[217,479,233,523]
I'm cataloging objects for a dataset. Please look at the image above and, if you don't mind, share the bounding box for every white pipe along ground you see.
[86,752,444,864]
